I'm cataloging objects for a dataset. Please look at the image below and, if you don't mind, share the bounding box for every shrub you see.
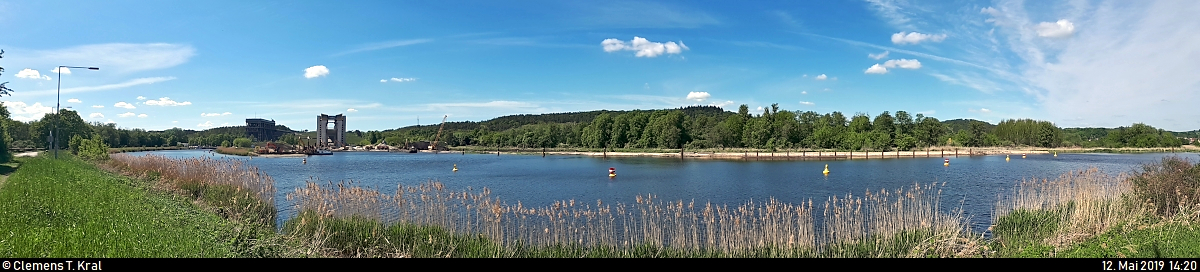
[1130,156,1200,218]
[233,138,253,148]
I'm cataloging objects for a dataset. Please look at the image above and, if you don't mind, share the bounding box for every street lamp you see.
[55,66,99,159]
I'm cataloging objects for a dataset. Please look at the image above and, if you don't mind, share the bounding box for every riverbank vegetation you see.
[2,147,1197,257]
[0,154,286,257]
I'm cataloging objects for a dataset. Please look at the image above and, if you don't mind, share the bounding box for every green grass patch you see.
[990,207,1068,257]
[0,155,269,257]
[1056,221,1200,258]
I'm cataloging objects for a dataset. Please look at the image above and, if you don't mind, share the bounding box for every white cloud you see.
[91,105,103,108]
[1036,19,1076,38]
[801,91,808,95]
[865,64,889,74]
[686,91,711,102]
[891,32,947,45]
[815,74,828,80]
[20,43,195,74]
[799,101,815,105]
[50,67,71,74]
[67,98,81,103]
[136,96,146,100]
[201,112,232,117]
[144,97,192,106]
[347,108,358,112]
[137,114,148,118]
[118,112,135,118]
[384,77,417,82]
[197,121,214,128]
[868,51,890,60]
[15,69,51,80]
[89,113,104,119]
[601,37,689,57]
[105,119,115,124]
[980,108,992,113]
[1,101,54,122]
[380,79,387,83]
[19,77,177,97]
[114,102,136,109]
[883,59,922,69]
[304,65,329,78]
[865,59,922,74]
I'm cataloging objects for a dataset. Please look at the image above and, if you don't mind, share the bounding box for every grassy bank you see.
[5,146,1195,257]
[0,155,247,257]
[987,157,1200,257]
[215,146,257,156]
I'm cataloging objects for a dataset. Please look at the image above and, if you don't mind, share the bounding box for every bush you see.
[1130,156,1200,218]
[233,138,253,148]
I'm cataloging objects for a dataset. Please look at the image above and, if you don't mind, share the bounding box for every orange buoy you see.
[944,158,950,166]
[609,167,616,178]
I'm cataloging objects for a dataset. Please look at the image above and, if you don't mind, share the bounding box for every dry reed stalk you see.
[993,167,1139,248]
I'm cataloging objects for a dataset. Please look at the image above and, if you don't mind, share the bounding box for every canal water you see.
[129,150,1200,233]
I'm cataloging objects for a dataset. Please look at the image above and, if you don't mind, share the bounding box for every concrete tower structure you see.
[317,114,347,148]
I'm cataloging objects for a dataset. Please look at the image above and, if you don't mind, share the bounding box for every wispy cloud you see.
[868,51,890,60]
[118,112,136,118]
[20,77,177,97]
[89,113,104,119]
[13,43,195,74]
[815,74,828,80]
[67,98,81,103]
[201,112,232,117]
[799,101,815,106]
[332,39,433,56]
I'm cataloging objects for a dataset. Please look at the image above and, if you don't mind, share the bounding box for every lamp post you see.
[55,66,99,159]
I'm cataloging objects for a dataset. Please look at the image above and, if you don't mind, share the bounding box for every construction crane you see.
[431,115,448,152]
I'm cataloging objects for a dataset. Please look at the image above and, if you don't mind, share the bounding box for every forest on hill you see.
[1,104,1189,155]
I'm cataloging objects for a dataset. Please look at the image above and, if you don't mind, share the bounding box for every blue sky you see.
[1,0,1197,132]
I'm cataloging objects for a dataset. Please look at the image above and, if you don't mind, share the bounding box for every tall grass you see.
[284,178,975,257]
[107,154,276,227]
[991,168,1142,253]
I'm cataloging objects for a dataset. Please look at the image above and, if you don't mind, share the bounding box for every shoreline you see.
[451,146,1199,160]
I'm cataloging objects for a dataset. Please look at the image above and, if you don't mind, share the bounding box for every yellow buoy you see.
[1054,151,1057,157]
[1006,155,1010,161]
[453,164,458,172]
[609,167,616,178]
[944,158,950,166]
[1022,153,1026,159]
[822,164,830,175]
